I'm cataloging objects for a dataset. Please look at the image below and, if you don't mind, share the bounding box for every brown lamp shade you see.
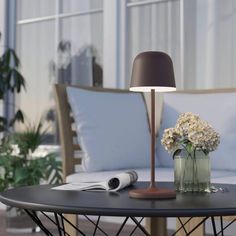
[130,51,176,92]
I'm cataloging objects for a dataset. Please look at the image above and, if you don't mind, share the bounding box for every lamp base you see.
[129,187,176,199]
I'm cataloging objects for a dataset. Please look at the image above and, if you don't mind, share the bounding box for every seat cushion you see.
[67,168,236,186]
[66,167,174,183]
[67,87,150,172]
[66,168,236,184]
[211,169,236,184]
[156,91,236,171]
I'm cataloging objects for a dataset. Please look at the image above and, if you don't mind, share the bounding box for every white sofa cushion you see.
[156,91,236,171]
[67,87,150,172]
[66,168,236,186]
[212,175,236,184]
[66,168,174,183]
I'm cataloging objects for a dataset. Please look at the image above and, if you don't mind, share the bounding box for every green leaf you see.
[0,116,7,132]
[2,49,11,67]
[44,153,63,184]
[14,168,29,184]
[14,122,45,155]
[0,123,62,190]
[10,68,26,93]
[172,149,182,159]
[8,49,20,67]
[9,109,24,126]
[0,45,26,134]
[0,116,7,124]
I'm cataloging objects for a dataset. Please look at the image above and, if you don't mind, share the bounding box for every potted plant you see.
[0,122,62,232]
[161,112,220,193]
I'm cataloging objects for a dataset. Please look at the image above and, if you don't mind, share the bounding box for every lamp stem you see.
[129,89,176,199]
[150,89,156,189]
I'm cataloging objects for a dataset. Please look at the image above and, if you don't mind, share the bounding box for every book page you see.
[52,171,138,192]
[52,181,108,191]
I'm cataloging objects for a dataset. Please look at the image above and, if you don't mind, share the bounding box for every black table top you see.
[1,182,236,218]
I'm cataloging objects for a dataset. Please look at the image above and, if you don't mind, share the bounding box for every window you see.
[15,0,103,143]
[3,0,236,143]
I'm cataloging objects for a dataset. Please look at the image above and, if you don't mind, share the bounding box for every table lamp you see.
[129,51,176,199]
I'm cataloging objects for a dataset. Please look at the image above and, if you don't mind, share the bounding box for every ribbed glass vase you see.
[174,149,210,192]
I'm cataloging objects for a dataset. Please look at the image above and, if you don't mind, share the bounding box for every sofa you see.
[54,84,236,236]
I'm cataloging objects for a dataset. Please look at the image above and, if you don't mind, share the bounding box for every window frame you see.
[3,0,184,125]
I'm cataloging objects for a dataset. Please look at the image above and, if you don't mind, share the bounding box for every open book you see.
[52,171,138,192]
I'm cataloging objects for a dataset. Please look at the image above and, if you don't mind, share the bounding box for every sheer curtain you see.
[126,1,181,88]
[127,0,236,90]
[186,0,236,89]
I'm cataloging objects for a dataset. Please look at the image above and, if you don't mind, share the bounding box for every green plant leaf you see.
[0,124,62,190]
[10,68,26,93]
[14,168,29,184]
[0,45,26,134]
[14,122,44,155]
[2,49,11,67]
[172,149,182,159]
[0,116,7,132]
[44,153,63,184]
[9,109,24,127]
[8,49,20,67]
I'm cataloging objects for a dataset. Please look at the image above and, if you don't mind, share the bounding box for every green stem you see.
[193,148,198,191]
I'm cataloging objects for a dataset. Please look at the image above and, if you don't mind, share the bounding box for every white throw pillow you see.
[67,87,150,172]
[156,92,236,171]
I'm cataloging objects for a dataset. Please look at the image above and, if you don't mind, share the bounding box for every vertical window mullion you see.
[119,0,127,88]
[54,0,62,83]
[4,0,17,132]
[103,0,127,89]
[180,0,184,89]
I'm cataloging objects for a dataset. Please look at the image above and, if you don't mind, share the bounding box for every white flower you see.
[161,112,220,155]
[27,149,33,160]
[161,128,181,153]
[11,145,20,156]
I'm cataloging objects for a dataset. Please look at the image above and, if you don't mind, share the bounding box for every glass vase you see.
[174,149,210,192]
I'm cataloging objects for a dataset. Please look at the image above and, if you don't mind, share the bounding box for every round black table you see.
[1,182,236,235]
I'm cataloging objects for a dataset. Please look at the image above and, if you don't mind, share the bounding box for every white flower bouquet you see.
[161,112,220,155]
